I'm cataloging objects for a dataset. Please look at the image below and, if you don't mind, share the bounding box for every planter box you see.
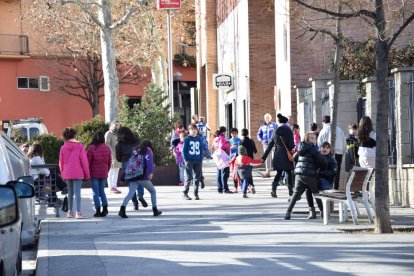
[152,164,179,186]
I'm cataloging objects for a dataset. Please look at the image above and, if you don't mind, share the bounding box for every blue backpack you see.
[124,150,145,180]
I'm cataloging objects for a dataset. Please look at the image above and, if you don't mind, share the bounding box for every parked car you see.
[0,131,37,247]
[0,185,21,276]
[6,119,48,142]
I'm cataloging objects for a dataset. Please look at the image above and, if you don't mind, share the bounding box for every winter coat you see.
[262,125,295,171]
[241,137,257,159]
[317,123,347,155]
[230,137,241,156]
[59,140,90,180]
[30,156,50,180]
[257,122,278,144]
[134,148,155,181]
[104,130,121,169]
[293,142,327,177]
[358,131,376,169]
[174,141,184,165]
[213,134,231,155]
[87,143,112,179]
[293,132,301,152]
[115,142,138,166]
[318,154,337,184]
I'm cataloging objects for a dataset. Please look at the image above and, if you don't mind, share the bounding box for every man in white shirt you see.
[317,115,346,189]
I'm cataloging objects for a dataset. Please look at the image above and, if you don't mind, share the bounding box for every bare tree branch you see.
[294,0,377,22]
[388,12,414,48]
[110,7,140,30]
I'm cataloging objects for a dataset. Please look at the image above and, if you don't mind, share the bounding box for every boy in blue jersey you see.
[229,128,241,192]
[182,124,204,200]
[196,116,211,140]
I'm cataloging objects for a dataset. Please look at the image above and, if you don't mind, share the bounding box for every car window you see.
[0,188,17,226]
[29,127,40,139]
[19,127,28,140]
[5,144,25,178]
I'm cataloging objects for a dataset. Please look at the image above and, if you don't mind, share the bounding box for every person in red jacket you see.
[235,145,262,198]
[59,128,90,219]
[87,131,112,217]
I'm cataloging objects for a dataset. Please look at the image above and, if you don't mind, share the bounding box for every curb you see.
[34,220,49,276]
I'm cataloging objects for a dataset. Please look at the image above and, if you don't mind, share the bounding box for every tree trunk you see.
[92,88,100,117]
[330,3,343,154]
[98,0,120,123]
[374,0,393,233]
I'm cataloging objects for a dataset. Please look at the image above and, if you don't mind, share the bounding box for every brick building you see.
[196,0,414,155]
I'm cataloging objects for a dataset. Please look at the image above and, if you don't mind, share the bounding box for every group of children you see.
[173,122,264,199]
[172,114,341,222]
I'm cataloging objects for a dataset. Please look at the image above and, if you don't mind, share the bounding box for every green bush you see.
[73,116,109,146]
[31,134,64,164]
[119,84,179,165]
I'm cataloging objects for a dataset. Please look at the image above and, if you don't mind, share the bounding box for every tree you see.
[28,0,195,118]
[53,53,148,117]
[119,84,179,165]
[293,0,414,233]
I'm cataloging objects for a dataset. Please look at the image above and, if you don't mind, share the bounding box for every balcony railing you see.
[0,34,29,55]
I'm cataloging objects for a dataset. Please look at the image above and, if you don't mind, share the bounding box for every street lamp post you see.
[157,0,181,118]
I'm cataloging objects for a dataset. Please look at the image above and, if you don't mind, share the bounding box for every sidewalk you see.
[35,162,414,276]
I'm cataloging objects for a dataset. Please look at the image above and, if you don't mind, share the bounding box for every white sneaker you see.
[75,212,85,219]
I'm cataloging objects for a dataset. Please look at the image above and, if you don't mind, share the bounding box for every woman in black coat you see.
[261,114,295,198]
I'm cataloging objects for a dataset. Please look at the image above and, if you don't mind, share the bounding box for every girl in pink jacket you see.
[59,128,90,219]
[212,126,232,193]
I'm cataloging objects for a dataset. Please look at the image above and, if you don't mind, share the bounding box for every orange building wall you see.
[0,57,149,135]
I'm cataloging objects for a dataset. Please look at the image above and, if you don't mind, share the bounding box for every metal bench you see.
[314,167,374,225]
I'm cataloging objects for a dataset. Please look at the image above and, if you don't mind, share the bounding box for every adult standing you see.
[213,126,233,193]
[115,127,147,210]
[257,113,278,178]
[261,114,295,198]
[357,116,376,169]
[105,120,122,194]
[317,115,346,190]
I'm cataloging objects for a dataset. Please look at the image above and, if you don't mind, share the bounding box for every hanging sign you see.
[157,0,181,10]
[213,74,233,90]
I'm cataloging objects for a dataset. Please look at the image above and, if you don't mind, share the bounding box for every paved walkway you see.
[35,163,414,276]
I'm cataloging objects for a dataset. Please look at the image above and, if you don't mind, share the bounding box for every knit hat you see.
[238,145,248,156]
[277,113,288,124]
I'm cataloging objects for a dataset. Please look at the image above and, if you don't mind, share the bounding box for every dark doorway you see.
[226,103,233,138]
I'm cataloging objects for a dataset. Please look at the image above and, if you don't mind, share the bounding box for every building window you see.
[17,76,50,91]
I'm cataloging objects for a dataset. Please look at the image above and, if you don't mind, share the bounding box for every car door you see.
[0,186,20,276]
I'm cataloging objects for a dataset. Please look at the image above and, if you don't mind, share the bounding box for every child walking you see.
[235,145,262,198]
[59,128,90,219]
[118,139,162,218]
[174,132,187,186]
[240,128,258,193]
[230,128,242,192]
[87,131,112,217]
[284,132,327,220]
[305,141,337,219]
[182,124,204,200]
